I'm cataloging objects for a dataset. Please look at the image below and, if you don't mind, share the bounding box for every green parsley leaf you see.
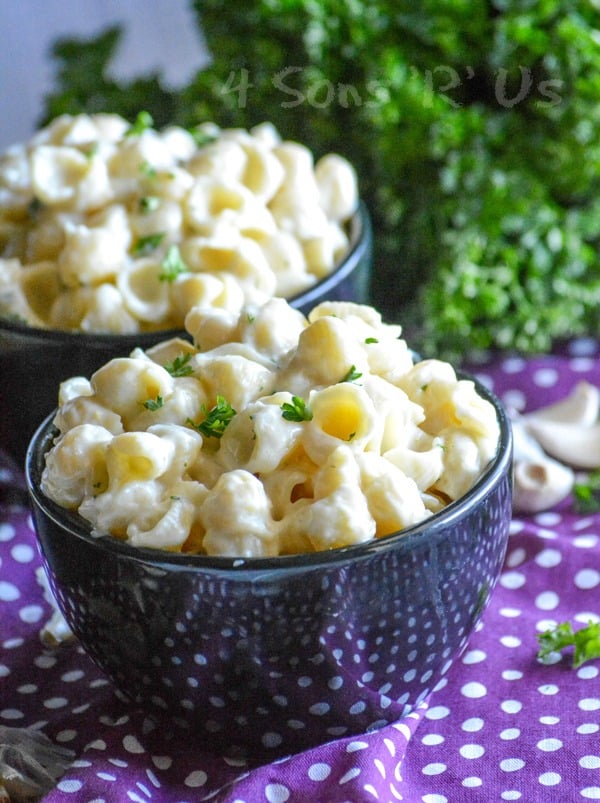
[537,620,600,668]
[143,395,164,411]
[573,470,600,513]
[138,195,160,214]
[159,245,188,282]
[126,110,154,136]
[281,396,313,422]
[189,126,218,147]
[132,232,165,255]
[139,160,157,179]
[365,337,378,344]
[165,352,194,377]
[187,395,236,438]
[341,365,363,383]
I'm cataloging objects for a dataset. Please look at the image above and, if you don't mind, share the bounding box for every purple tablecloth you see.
[2,342,600,802]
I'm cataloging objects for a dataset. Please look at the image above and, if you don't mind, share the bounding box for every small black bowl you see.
[26,375,512,759]
[1,202,372,465]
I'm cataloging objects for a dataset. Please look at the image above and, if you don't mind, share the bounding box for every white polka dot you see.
[426,706,450,720]
[56,730,77,743]
[538,684,559,696]
[575,569,600,590]
[533,368,559,387]
[500,758,525,772]
[580,756,600,769]
[1,709,24,720]
[534,548,562,568]
[422,763,447,775]
[462,777,483,788]
[540,716,560,725]
[56,779,83,793]
[184,770,208,788]
[309,702,330,715]
[460,744,485,759]
[339,767,361,784]
[87,739,107,750]
[462,650,486,664]
[10,544,35,563]
[265,783,290,802]
[581,789,600,800]
[123,735,145,754]
[17,684,37,694]
[19,605,44,623]
[422,734,445,746]
[501,793,522,801]
[0,581,20,601]
[346,740,369,752]
[308,763,331,781]
[500,636,522,649]
[97,771,116,781]
[500,729,520,740]
[62,670,85,683]
[502,670,523,681]
[422,795,448,803]
[44,697,68,709]
[535,591,560,611]
[461,682,487,699]
[534,511,562,527]
[152,755,172,770]
[505,548,527,567]
[537,738,562,752]
[501,700,522,714]
[500,572,526,590]
[262,732,283,748]
[462,718,484,733]
[539,772,561,786]
[502,357,526,373]
[573,534,599,549]
[500,608,521,619]
[0,524,16,542]
[578,724,599,734]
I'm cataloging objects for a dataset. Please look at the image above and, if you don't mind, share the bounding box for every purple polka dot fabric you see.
[2,342,600,802]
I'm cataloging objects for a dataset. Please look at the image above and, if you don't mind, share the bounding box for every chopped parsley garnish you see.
[189,126,218,147]
[165,352,194,377]
[132,232,165,255]
[281,396,313,422]
[126,110,154,136]
[159,245,189,282]
[537,620,600,668]
[143,395,164,411]
[187,395,236,438]
[365,337,378,344]
[341,365,363,383]
[573,470,600,513]
[138,195,160,214]
[140,160,157,179]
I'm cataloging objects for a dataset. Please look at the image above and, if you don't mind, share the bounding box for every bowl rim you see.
[0,201,370,345]
[25,372,513,574]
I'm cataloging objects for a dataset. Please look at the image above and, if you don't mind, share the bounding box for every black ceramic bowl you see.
[26,376,512,759]
[0,202,372,465]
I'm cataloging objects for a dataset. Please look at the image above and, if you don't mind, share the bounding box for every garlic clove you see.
[523,380,600,427]
[512,458,574,514]
[524,418,600,470]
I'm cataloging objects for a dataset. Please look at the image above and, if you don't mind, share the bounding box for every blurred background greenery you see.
[41,0,600,360]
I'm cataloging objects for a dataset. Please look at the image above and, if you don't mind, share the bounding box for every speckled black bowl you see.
[26,376,512,759]
[1,202,372,465]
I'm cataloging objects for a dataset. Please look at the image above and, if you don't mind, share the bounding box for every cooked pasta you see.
[0,113,359,332]
[41,298,501,556]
